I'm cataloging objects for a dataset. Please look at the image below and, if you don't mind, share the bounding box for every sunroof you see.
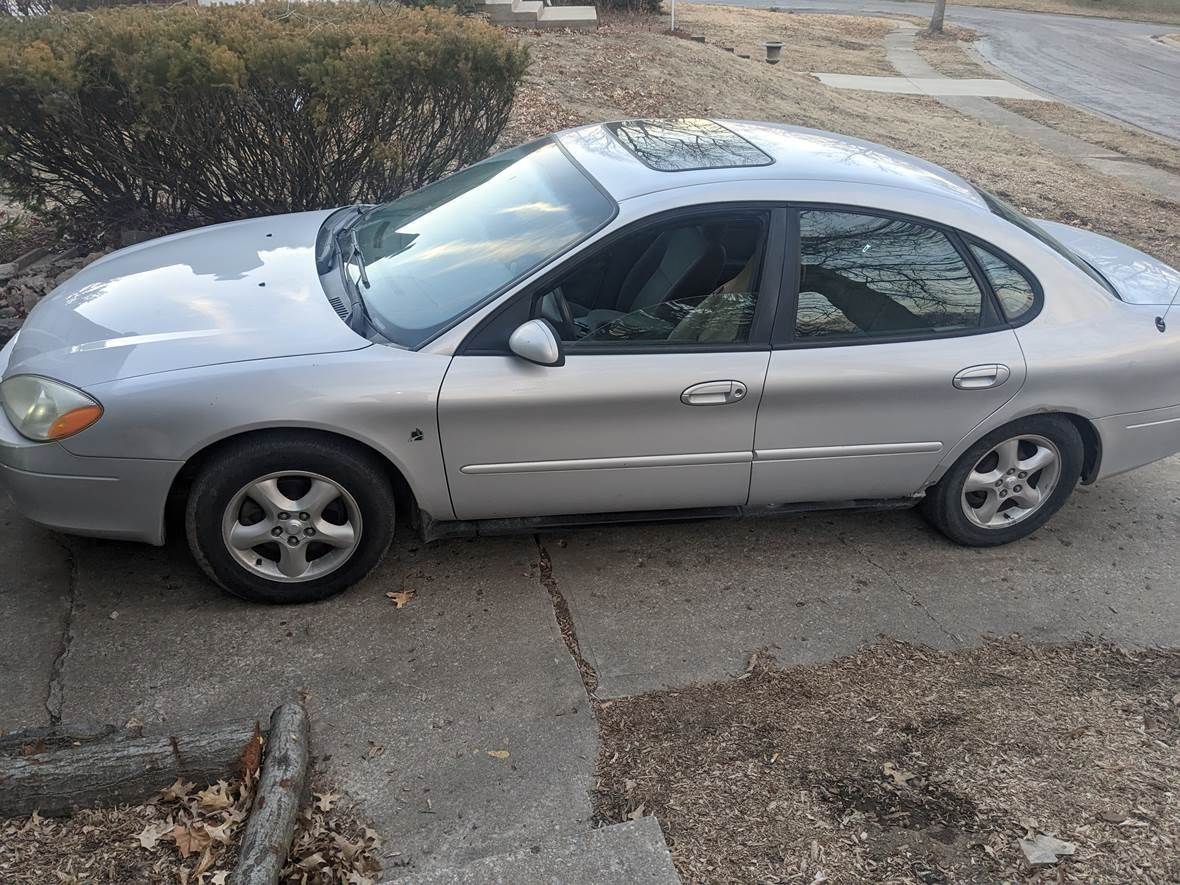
[604,119,774,173]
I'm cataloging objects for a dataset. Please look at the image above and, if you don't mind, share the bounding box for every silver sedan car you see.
[3,119,1179,603]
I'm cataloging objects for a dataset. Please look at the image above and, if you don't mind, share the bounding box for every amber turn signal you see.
[47,404,104,440]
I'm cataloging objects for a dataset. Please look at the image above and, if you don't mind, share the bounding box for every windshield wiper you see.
[345,229,370,290]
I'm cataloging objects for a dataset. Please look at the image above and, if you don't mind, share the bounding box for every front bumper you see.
[0,413,182,546]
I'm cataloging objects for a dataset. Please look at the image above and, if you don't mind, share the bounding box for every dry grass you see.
[995,99,1180,176]
[595,641,1180,884]
[929,0,1180,26]
[504,5,1180,268]
[913,25,994,77]
[676,5,900,74]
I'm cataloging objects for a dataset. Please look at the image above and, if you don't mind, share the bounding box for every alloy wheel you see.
[960,434,1062,529]
[221,470,363,582]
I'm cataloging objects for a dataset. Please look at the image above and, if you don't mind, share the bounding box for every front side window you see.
[532,212,770,347]
[795,210,984,341]
[347,140,615,348]
[970,243,1037,321]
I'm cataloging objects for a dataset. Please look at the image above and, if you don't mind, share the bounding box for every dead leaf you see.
[211,874,229,885]
[627,802,646,820]
[238,724,264,780]
[313,791,342,813]
[298,851,327,870]
[486,749,510,760]
[882,761,915,786]
[197,781,233,811]
[385,589,416,608]
[135,821,170,851]
[160,778,195,802]
[169,823,212,859]
[1019,833,1077,865]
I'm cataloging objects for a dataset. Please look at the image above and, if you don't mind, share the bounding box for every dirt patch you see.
[503,6,1180,268]
[0,777,382,884]
[595,641,1180,884]
[995,99,1180,176]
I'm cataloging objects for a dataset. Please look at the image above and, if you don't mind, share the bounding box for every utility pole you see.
[929,0,947,33]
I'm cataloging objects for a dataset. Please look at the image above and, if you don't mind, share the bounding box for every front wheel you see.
[186,435,395,603]
[921,415,1084,547]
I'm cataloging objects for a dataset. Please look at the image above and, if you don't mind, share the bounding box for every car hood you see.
[5,210,370,388]
[1038,219,1180,306]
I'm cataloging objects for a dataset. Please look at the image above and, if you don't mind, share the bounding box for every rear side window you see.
[795,210,983,341]
[970,244,1037,321]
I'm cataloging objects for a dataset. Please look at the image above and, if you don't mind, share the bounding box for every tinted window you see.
[348,140,615,348]
[795,210,983,341]
[970,244,1037,321]
[533,213,769,346]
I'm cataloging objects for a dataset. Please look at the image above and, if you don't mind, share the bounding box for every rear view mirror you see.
[508,319,565,367]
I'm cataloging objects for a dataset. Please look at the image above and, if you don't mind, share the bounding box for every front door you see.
[749,207,1027,506]
[439,207,784,521]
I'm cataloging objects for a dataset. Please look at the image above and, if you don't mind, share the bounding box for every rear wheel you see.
[186,435,395,603]
[921,415,1083,547]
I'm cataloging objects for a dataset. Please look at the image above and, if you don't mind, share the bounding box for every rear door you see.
[438,206,785,521]
[749,207,1027,506]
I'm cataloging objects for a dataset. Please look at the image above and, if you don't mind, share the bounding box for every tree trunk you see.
[0,720,263,818]
[231,704,310,885]
[930,0,947,33]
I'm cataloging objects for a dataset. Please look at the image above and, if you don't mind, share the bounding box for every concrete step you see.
[536,4,598,30]
[473,0,598,29]
[478,0,543,22]
[388,817,681,885]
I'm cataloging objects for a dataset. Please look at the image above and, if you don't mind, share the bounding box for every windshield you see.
[978,189,1121,299]
[344,140,615,348]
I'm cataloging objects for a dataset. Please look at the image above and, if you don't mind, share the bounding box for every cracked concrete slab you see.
[546,460,1180,698]
[43,524,597,876]
[0,515,72,733]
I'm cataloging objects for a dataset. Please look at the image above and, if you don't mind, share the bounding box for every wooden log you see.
[0,719,262,818]
[231,704,310,885]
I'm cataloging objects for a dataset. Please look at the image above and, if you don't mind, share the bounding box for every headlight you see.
[0,375,103,441]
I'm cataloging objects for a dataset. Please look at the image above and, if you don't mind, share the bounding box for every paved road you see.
[4,456,1180,873]
[696,0,1180,142]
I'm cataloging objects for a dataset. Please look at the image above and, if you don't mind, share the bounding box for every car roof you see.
[556,118,987,210]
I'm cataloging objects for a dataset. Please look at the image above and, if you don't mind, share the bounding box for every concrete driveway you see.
[695,0,1180,142]
[3,458,1180,875]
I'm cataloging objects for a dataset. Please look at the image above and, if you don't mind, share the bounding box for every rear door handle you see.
[681,380,748,406]
[953,364,1010,390]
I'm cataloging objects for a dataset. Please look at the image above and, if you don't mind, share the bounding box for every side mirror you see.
[508,319,565,367]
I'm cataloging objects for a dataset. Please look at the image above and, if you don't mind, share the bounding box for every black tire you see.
[921,415,1084,547]
[185,433,395,604]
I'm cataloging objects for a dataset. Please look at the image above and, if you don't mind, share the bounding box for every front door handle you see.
[681,380,748,406]
[953,364,1011,390]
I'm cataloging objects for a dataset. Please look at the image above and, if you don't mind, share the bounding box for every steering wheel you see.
[539,287,577,340]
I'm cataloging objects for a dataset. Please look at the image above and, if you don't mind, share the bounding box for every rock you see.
[0,262,16,283]
[19,287,40,314]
